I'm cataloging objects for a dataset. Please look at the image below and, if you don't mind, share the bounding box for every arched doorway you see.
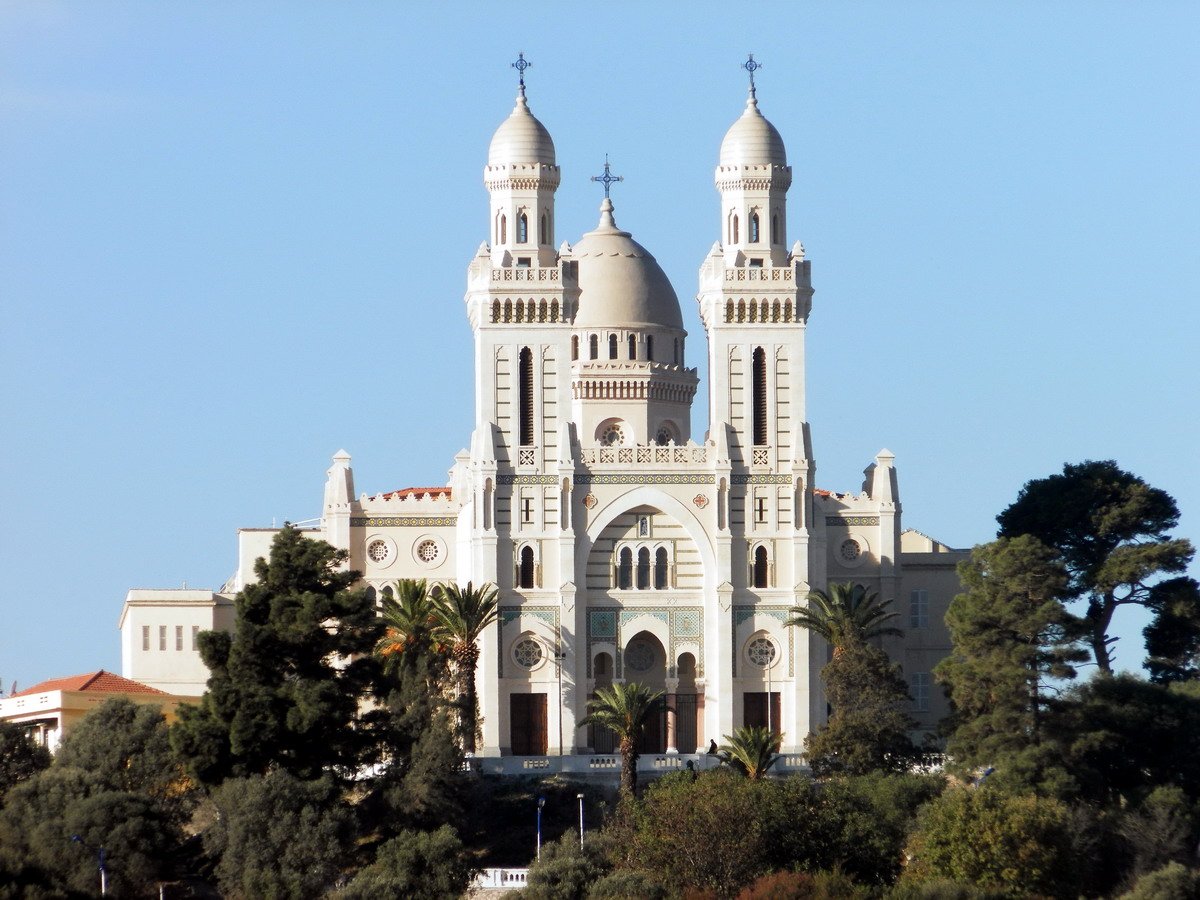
[675,652,698,754]
[623,630,667,754]
[589,651,616,753]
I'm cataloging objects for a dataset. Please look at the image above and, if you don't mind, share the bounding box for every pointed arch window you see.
[732,214,740,244]
[519,545,535,589]
[539,213,548,244]
[571,335,579,361]
[750,212,760,243]
[617,547,633,590]
[654,547,669,589]
[646,335,654,361]
[771,212,779,244]
[519,347,534,447]
[517,213,528,244]
[499,214,507,244]
[628,334,637,360]
[753,545,769,588]
[589,334,599,359]
[609,334,618,359]
[636,548,651,590]
[752,347,768,446]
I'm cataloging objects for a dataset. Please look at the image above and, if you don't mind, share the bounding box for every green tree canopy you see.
[55,697,191,819]
[0,721,50,802]
[338,826,474,900]
[172,525,382,785]
[804,639,921,777]
[935,536,1086,793]
[996,460,1196,672]
[1143,576,1200,683]
[206,770,353,900]
[903,787,1078,899]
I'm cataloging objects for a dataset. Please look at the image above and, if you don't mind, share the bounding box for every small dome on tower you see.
[573,199,683,330]
[719,93,786,167]
[488,90,556,166]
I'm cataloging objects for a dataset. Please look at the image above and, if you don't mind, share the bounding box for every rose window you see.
[514,638,543,669]
[624,639,655,672]
[600,424,624,446]
[416,540,440,563]
[748,637,777,668]
[367,540,390,563]
[839,539,862,562]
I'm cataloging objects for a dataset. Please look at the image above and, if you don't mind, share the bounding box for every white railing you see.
[580,443,709,466]
[474,868,530,889]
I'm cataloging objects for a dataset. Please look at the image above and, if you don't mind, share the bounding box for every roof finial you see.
[742,52,762,99]
[590,154,624,200]
[511,52,531,97]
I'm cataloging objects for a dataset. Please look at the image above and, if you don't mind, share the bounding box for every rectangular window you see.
[175,625,184,651]
[755,495,767,523]
[192,625,200,650]
[522,496,533,524]
[159,626,167,651]
[910,589,929,629]
[911,673,930,712]
[142,625,150,652]
[516,257,531,268]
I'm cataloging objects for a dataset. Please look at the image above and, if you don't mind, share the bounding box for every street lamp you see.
[577,793,585,848]
[71,835,107,896]
[536,795,546,862]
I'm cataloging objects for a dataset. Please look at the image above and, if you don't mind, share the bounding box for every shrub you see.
[1118,862,1200,900]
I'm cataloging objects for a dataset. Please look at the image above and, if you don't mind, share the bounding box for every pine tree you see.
[172,526,381,785]
[997,460,1196,673]
[935,535,1087,792]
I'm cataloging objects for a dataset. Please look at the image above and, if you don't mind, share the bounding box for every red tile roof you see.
[374,486,453,501]
[13,670,167,698]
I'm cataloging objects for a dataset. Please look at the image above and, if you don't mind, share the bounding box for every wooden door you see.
[742,692,781,736]
[510,693,548,755]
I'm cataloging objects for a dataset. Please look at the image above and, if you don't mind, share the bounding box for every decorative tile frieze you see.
[575,473,715,486]
[825,516,880,527]
[351,516,456,528]
[731,474,794,485]
[498,474,558,485]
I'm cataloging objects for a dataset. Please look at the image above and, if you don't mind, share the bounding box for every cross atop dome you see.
[590,154,624,200]
[511,52,531,94]
[742,53,762,97]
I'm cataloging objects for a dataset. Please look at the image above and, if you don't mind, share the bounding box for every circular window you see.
[367,540,390,563]
[514,638,543,669]
[748,636,777,669]
[839,538,862,562]
[416,540,440,563]
[600,423,624,446]
[624,639,655,672]
[655,427,672,445]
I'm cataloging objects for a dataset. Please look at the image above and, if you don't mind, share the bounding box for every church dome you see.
[573,200,683,330]
[488,90,556,166]
[719,93,786,167]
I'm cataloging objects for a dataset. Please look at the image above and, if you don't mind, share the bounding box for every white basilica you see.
[120,62,965,767]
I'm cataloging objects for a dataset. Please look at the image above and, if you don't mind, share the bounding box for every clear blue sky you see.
[2,2,1197,690]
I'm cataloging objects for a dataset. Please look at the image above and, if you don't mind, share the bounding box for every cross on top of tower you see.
[590,154,623,199]
[511,52,532,91]
[743,53,762,95]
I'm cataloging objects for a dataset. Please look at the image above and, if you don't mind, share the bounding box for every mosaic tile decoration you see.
[575,473,716,486]
[351,517,456,528]
[731,474,794,485]
[498,474,559,485]
[497,605,559,678]
[732,605,794,677]
[825,516,880,526]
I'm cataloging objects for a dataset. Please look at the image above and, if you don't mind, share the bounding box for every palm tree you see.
[431,581,499,755]
[375,579,441,660]
[579,682,665,795]
[720,725,782,780]
[785,582,903,657]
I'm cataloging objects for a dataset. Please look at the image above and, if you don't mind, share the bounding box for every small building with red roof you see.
[0,670,186,752]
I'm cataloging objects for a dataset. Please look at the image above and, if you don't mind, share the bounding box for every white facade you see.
[121,74,965,760]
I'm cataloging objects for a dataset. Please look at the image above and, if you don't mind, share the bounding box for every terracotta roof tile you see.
[14,670,167,697]
[373,486,453,501]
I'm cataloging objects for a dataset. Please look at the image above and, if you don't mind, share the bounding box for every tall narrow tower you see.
[698,58,816,592]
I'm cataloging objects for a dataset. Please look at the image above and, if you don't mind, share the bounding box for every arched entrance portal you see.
[623,630,668,754]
